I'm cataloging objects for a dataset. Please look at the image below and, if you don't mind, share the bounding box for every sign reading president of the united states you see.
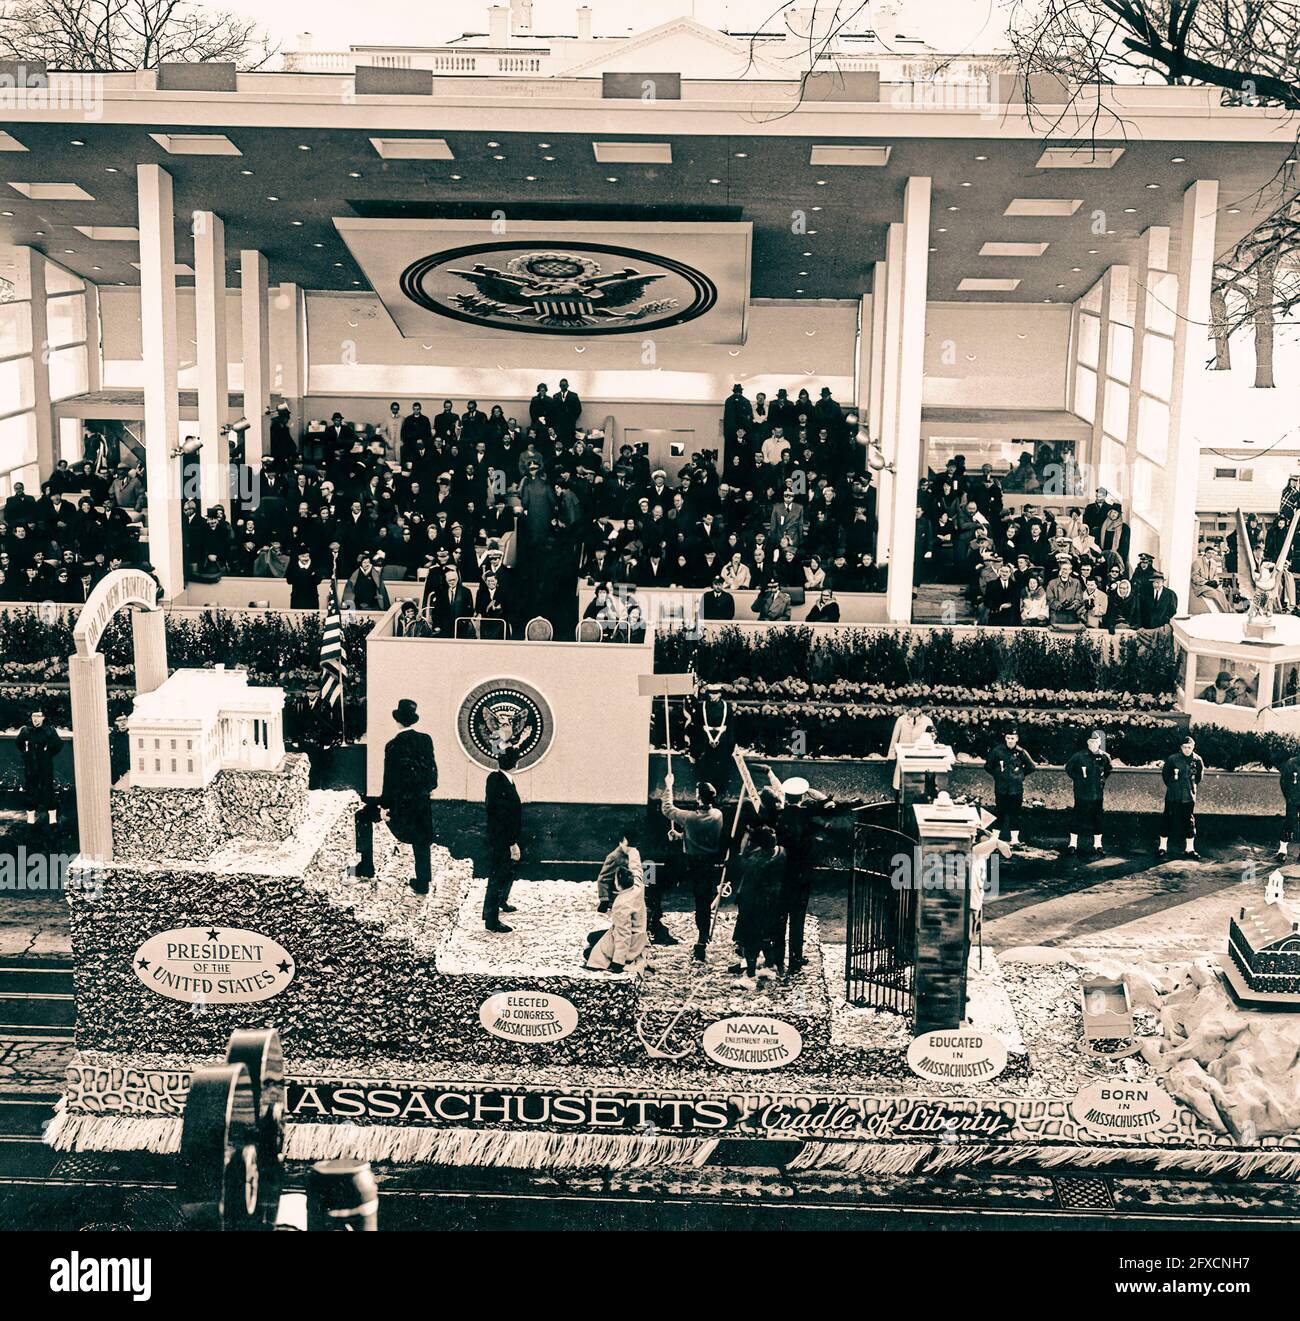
[400,242,716,336]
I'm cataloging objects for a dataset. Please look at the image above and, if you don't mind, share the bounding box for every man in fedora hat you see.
[380,698,438,894]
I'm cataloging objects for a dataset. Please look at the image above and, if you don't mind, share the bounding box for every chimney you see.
[511,0,532,34]
[488,4,509,44]
[297,31,313,51]
[576,5,593,39]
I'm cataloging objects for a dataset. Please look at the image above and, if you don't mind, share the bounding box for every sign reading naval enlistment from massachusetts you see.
[132,927,295,1004]
[906,1030,1008,1084]
[702,1016,803,1070]
[479,991,579,1043]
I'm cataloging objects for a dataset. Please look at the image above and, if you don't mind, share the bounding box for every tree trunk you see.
[1253,252,1278,388]
[1209,285,1232,370]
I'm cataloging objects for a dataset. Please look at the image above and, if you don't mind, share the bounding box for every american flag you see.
[318,580,346,715]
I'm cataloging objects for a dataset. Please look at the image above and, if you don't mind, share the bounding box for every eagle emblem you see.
[457,679,555,771]
[448,251,678,328]
[400,241,717,337]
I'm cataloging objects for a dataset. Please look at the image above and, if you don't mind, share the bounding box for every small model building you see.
[1224,900,1300,1007]
[127,666,285,789]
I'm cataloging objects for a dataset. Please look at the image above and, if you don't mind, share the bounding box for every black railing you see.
[846,811,918,1015]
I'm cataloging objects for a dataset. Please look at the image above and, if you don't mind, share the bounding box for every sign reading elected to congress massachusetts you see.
[132,927,295,1005]
[479,992,578,1043]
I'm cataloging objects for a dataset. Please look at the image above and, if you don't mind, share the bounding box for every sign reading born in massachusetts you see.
[479,991,578,1043]
[1069,1079,1178,1138]
[457,678,555,771]
[399,242,717,336]
[132,927,295,1005]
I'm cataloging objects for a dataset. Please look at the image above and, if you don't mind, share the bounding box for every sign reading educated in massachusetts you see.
[132,926,295,1005]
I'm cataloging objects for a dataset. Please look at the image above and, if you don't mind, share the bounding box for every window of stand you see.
[1274,662,1300,710]
[1194,654,1260,708]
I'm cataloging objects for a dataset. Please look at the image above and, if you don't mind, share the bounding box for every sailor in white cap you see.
[684,679,736,797]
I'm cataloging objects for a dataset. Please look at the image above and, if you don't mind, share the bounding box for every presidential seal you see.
[398,240,717,336]
[457,678,555,771]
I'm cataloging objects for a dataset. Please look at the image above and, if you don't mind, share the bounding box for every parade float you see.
[43,574,1300,1181]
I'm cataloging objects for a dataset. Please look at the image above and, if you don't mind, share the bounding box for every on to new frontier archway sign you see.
[69,569,167,863]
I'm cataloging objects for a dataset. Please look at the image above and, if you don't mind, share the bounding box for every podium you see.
[895,740,955,829]
[912,800,981,1034]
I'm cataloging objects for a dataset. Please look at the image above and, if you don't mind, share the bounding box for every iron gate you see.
[846,815,918,1014]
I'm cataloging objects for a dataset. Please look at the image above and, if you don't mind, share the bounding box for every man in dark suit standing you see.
[553,378,582,440]
[380,698,438,895]
[1138,569,1179,628]
[322,412,357,465]
[484,745,522,932]
[700,578,735,620]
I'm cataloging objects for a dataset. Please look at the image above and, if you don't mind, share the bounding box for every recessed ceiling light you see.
[929,246,937,252]
[734,152,747,158]
[538,142,550,148]
[960,181,972,187]
[313,242,323,247]
[486,141,500,148]
[802,251,812,256]
[975,154,988,161]
[1146,182,1160,188]
[543,155,555,161]
[811,205,822,211]
[1123,206,1137,213]
[493,155,505,161]
[267,195,279,201]
[947,205,959,212]
[798,270,808,276]
[352,279,360,285]
[291,219,303,226]
[105,166,118,173]
[937,227,947,233]
[334,262,344,267]
[348,171,362,178]
[0,210,11,216]
[795,288,804,293]
[606,176,618,182]
[298,144,311,151]
[815,179,827,185]
[1227,207,1241,213]
[34,229,44,235]
[92,264,101,270]
[1056,283,1065,288]
[240,169,253,175]
[63,248,74,254]
[1088,248,1099,254]
[70,139,84,146]
[525,175,537,181]
[1071,266,1081,272]
[806,229,816,235]
[708,178,721,184]
[450,173,461,180]
[1171,156,1186,162]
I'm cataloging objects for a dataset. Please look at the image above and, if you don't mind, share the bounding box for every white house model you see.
[127,667,286,789]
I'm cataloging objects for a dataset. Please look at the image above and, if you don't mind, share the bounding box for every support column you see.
[130,607,168,694]
[1163,180,1219,604]
[271,280,305,424]
[873,228,904,580]
[866,265,888,444]
[70,653,113,862]
[194,209,230,513]
[884,177,932,624]
[20,248,54,478]
[911,801,980,1035]
[1088,263,1128,487]
[137,163,183,599]
[1122,226,1170,562]
[240,249,270,465]
[83,278,102,394]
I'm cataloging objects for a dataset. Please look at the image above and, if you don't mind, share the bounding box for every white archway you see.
[69,569,167,862]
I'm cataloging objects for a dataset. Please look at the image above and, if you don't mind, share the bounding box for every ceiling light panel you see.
[148,133,242,156]
[592,142,672,164]
[8,182,94,200]
[1036,146,1125,169]
[808,145,891,167]
[979,241,1049,257]
[368,137,454,160]
[1004,198,1082,217]
[958,277,1022,291]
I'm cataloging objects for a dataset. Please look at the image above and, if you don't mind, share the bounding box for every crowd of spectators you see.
[917,455,1180,634]
[0,381,879,638]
